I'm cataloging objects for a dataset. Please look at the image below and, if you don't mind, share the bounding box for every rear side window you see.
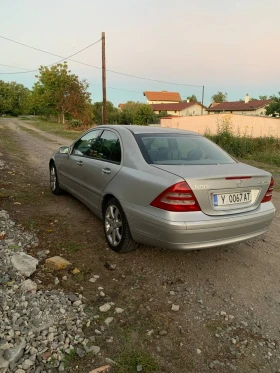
[135,134,236,165]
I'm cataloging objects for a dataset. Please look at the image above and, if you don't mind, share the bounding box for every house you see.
[207,94,272,116]
[118,103,127,110]
[143,91,181,104]
[152,102,207,116]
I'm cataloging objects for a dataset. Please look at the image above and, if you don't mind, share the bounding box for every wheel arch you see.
[102,194,116,217]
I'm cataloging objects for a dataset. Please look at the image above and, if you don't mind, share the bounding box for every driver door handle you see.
[102,168,111,175]
[77,161,83,166]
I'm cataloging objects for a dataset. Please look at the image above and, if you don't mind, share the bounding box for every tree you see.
[33,62,91,124]
[265,92,280,117]
[183,94,198,102]
[0,80,31,116]
[119,102,156,125]
[92,101,119,125]
[211,91,227,103]
[259,95,268,100]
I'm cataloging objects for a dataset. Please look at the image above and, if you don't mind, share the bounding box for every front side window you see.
[72,130,101,156]
[94,130,121,163]
[135,134,236,165]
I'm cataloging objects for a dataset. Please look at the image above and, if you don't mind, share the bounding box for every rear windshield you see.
[135,134,236,165]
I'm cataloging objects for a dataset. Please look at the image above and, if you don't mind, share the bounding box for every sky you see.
[1,0,279,106]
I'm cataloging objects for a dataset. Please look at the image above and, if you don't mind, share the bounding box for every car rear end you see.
[121,130,275,250]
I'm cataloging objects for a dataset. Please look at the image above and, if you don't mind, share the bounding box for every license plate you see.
[213,191,252,206]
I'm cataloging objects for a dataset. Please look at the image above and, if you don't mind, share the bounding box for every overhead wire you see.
[0,35,203,87]
[0,36,102,74]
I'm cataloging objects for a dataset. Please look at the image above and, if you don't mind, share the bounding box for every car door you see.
[58,129,101,199]
[79,129,123,214]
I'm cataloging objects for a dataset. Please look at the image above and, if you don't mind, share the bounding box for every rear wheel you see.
[104,198,138,253]
[50,163,63,195]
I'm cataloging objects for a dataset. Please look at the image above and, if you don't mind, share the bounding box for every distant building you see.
[207,94,272,116]
[118,103,127,111]
[152,102,207,116]
[143,91,181,104]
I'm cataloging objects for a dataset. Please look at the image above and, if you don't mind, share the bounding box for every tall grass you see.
[205,114,280,167]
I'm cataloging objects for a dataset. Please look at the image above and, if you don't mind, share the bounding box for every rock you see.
[99,303,111,312]
[104,261,116,270]
[89,278,97,283]
[0,338,25,369]
[72,268,80,274]
[104,317,114,326]
[15,370,26,373]
[91,346,101,354]
[115,308,124,314]
[68,293,79,303]
[22,359,33,370]
[159,330,168,336]
[54,277,60,285]
[220,311,227,316]
[89,366,111,373]
[105,358,117,365]
[137,365,143,372]
[11,252,38,277]
[171,304,180,312]
[20,279,37,293]
[76,347,85,358]
[45,256,71,270]
[196,349,202,354]
[0,231,6,240]
[59,362,65,371]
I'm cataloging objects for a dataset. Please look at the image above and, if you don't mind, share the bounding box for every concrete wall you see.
[161,113,280,138]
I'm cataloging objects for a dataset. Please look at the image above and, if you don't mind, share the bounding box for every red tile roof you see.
[144,91,181,102]
[118,103,127,110]
[151,102,205,111]
[207,99,272,112]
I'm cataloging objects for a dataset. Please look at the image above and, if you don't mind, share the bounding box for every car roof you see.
[97,125,200,136]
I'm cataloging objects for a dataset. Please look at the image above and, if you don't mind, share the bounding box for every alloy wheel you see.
[105,204,123,247]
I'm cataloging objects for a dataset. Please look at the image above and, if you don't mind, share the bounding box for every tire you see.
[50,163,63,195]
[104,198,138,253]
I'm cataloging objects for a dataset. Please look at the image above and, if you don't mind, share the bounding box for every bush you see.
[206,115,280,166]
[68,119,83,129]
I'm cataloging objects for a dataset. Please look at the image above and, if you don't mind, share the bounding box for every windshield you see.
[135,134,236,165]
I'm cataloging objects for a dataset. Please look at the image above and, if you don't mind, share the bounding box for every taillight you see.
[262,177,274,203]
[150,182,201,212]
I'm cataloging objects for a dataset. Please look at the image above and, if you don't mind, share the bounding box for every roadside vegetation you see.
[205,115,280,167]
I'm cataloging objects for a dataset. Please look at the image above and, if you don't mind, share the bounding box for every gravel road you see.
[1,118,280,373]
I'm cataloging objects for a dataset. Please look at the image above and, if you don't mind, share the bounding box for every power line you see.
[0,63,30,70]
[0,35,203,87]
[0,36,102,74]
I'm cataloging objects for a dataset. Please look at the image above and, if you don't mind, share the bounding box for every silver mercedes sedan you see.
[49,125,275,253]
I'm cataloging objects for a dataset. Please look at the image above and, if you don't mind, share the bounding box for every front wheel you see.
[50,163,63,195]
[104,198,138,253]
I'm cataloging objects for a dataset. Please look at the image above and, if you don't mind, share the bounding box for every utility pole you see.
[102,32,107,124]
[201,85,205,115]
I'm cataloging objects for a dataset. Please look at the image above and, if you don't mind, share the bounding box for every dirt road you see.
[1,118,280,373]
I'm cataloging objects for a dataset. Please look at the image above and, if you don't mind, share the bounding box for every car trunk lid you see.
[152,163,272,216]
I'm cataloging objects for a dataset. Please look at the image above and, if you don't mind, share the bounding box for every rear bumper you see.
[123,202,275,250]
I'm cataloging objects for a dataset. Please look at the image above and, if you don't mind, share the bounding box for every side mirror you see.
[59,146,69,154]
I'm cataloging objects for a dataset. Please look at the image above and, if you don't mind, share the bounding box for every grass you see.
[20,118,85,140]
[0,126,25,159]
[113,349,161,373]
[57,242,83,253]
[205,117,280,167]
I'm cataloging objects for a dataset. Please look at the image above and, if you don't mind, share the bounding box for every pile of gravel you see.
[0,210,96,373]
